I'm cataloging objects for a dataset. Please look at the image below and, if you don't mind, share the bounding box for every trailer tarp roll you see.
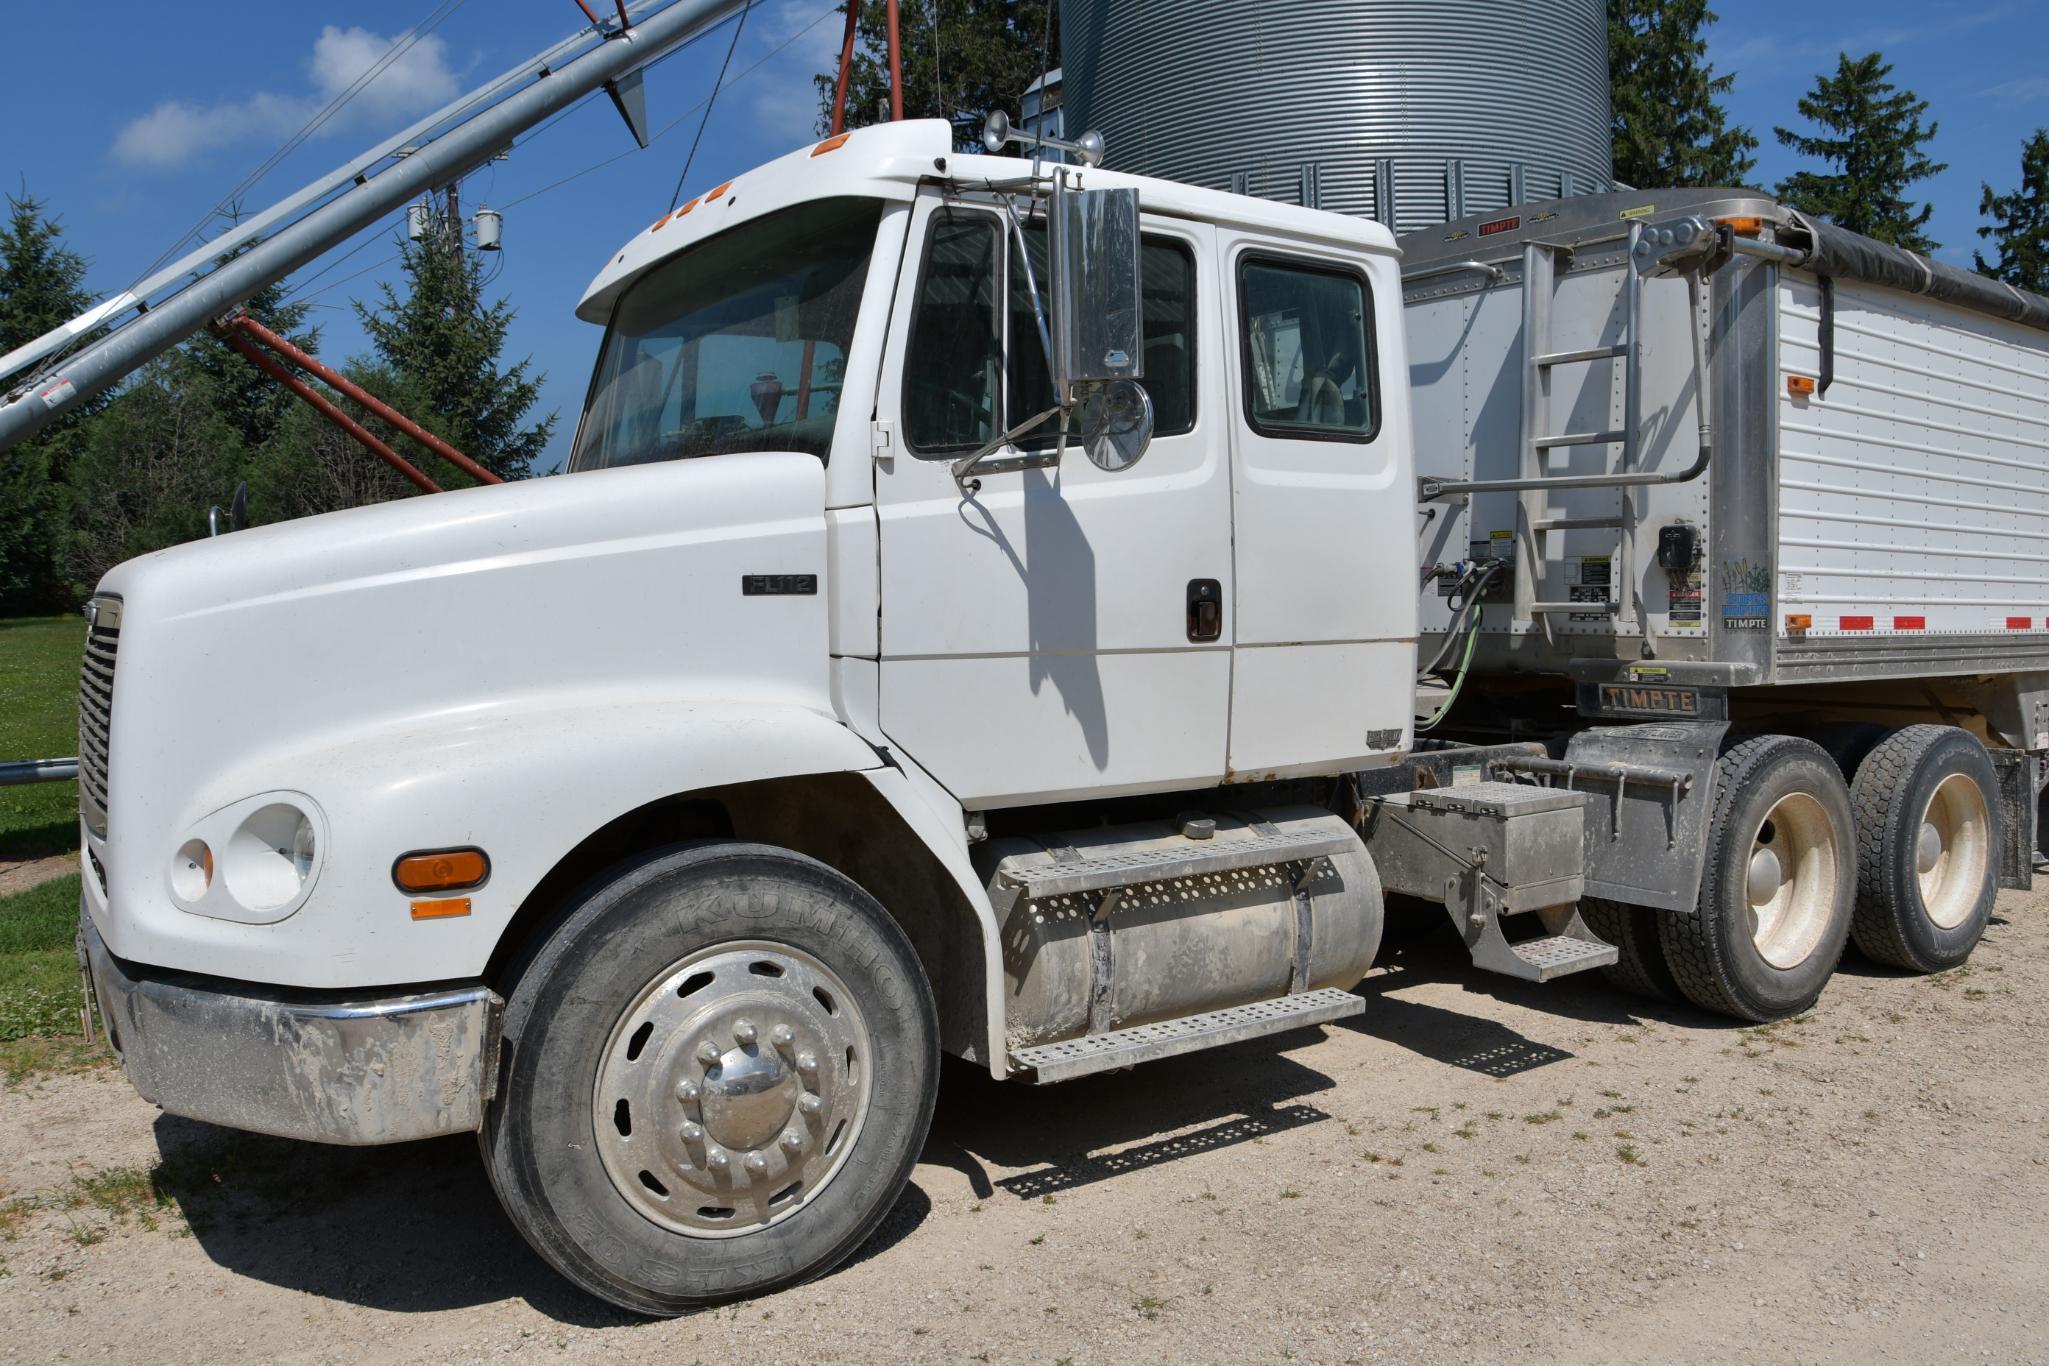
[1791,210,2049,332]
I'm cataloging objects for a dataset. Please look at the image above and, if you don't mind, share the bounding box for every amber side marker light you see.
[394,847,490,894]
[1787,374,1818,397]
[1717,215,1768,236]
[1786,613,1813,631]
[410,897,472,921]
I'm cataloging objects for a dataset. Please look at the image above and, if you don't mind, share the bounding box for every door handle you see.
[1187,579,1222,643]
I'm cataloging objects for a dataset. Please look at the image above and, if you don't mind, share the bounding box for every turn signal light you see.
[393,847,490,894]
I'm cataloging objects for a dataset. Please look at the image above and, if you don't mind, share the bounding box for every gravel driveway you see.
[3,892,2045,1364]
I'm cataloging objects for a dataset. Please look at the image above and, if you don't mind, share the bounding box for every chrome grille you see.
[78,597,120,836]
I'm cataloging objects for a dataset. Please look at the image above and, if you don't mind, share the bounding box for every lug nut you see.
[795,1051,818,1076]
[697,1040,723,1066]
[780,1130,804,1152]
[680,1121,703,1143]
[770,1024,795,1047]
[798,1093,824,1116]
[675,1079,701,1103]
[706,1149,729,1171]
[744,1152,769,1176]
[734,1018,758,1044]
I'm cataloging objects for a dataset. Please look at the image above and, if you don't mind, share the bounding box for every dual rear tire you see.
[1590,727,2000,1020]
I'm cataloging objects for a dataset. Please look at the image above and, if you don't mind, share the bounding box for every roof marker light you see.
[706,180,734,201]
[812,134,850,156]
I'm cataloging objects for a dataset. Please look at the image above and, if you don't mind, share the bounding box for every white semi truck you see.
[51,109,2049,1314]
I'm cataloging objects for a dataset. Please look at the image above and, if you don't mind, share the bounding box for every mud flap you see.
[1561,721,1728,913]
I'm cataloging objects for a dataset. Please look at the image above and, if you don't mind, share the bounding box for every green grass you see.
[0,874,84,1042]
[0,616,85,861]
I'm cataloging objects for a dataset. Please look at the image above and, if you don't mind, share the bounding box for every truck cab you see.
[79,120,1417,1312]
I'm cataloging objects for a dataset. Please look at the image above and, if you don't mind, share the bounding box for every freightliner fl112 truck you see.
[37,101,2049,1310]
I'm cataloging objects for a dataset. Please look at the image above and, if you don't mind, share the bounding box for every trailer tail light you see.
[410,897,473,921]
[1787,375,1817,397]
[812,133,851,156]
[1717,215,1767,236]
[394,847,490,894]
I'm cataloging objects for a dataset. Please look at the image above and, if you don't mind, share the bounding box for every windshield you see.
[570,197,883,470]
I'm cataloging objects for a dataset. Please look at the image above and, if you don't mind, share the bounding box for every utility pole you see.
[444,181,464,273]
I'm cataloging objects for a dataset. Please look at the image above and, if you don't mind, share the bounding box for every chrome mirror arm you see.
[950,403,1065,496]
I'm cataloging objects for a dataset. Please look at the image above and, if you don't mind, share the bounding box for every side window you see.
[1238,257,1376,441]
[904,212,1001,452]
[907,208,1200,454]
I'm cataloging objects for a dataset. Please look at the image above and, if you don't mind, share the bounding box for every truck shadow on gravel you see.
[145,1113,931,1322]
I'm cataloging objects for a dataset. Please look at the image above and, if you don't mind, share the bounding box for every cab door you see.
[871,190,1230,808]
[1221,237,1418,777]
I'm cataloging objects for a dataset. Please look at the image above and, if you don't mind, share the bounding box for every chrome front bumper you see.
[80,913,502,1146]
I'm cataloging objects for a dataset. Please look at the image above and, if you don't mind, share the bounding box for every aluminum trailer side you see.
[1405,189,2049,702]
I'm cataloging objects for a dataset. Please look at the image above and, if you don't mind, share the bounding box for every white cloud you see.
[111,26,459,169]
[1986,76,2049,105]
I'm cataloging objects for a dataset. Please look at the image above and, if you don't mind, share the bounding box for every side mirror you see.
[1050,185,1143,387]
[1074,378,1153,473]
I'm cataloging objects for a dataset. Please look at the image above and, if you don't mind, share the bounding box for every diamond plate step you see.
[1502,934,1618,982]
[995,828,1356,901]
[1008,988,1364,1084]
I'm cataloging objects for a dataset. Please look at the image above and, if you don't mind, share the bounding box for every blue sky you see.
[4,1,2044,473]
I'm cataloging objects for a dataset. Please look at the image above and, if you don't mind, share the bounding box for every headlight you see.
[168,792,326,923]
[222,802,318,914]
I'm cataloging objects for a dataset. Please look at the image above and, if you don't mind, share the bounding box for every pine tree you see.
[354,199,552,482]
[1774,53,1946,252]
[187,237,321,454]
[1607,0,1757,189]
[812,0,1057,145]
[0,189,96,613]
[1976,130,2049,294]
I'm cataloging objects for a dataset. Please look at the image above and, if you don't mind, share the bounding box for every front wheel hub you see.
[594,941,872,1238]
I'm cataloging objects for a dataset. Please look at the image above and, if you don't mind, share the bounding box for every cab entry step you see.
[1008,988,1364,1084]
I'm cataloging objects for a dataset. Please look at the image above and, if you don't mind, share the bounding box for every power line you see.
[670,2,753,210]
[504,1,837,211]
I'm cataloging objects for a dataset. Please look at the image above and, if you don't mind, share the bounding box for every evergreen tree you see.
[1607,0,1757,188]
[354,200,551,481]
[187,239,321,454]
[812,0,1057,145]
[1774,52,1946,252]
[0,190,96,613]
[1976,129,2049,294]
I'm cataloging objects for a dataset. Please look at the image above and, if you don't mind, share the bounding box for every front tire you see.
[1848,725,1999,973]
[482,842,938,1315]
[1662,735,1855,1022]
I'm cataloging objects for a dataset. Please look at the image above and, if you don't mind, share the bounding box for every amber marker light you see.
[393,847,490,894]
[1717,215,1767,236]
[811,133,851,156]
[706,179,734,201]
[410,897,473,921]
[1787,374,1817,397]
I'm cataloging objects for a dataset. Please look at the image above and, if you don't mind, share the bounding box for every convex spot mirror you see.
[1074,378,1153,473]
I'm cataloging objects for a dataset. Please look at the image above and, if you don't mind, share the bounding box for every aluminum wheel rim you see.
[594,940,872,1239]
[1745,791,1839,970]
[1917,772,1990,930]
